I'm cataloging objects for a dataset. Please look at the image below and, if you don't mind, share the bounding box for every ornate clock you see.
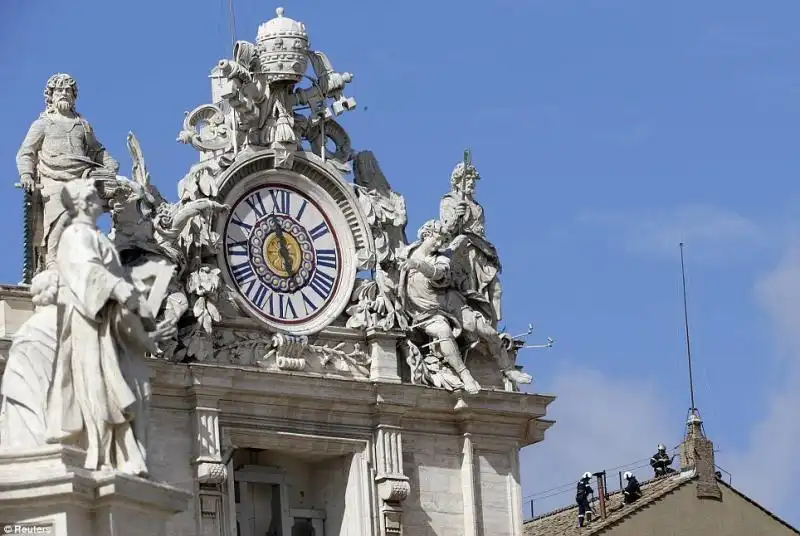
[217,158,365,335]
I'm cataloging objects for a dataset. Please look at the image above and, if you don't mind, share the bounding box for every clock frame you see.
[216,164,359,336]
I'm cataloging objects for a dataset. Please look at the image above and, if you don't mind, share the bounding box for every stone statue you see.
[398,220,481,394]
[398,221,531,394]
[45,179,175,475]
[0,270,60,447]
[0,133,221,459]
[16,73,119,275]
[439,159,502,327]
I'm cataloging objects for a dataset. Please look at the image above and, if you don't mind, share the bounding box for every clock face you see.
[222,183,342,331]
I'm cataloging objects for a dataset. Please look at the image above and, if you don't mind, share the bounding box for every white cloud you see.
[520,366,673,517]
[578,204,771,262]
[719,242,800,522]
[522,206,799,526]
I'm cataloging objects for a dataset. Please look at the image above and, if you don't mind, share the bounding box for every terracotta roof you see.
[523,472,695,536]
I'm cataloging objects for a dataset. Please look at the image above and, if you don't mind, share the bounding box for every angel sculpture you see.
[346,151,410,331]
[102,133,228,352]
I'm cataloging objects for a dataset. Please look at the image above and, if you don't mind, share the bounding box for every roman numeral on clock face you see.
[296,199,308,221]
[309,221,330,241]
[308,269,335,299]
[244,191,268,218]
[231,260,255,285]
[248,282,270,310]
[270,189,291,215]
[226,239,248,257]
[316,249,337,269]
[230,214,253,232]
[278,294,298,319]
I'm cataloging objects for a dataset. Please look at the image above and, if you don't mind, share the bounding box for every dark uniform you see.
[650,447,674,477]
[576,478,594,527]
[623,475,641,504]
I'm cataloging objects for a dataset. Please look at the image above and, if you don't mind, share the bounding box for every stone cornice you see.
[149,360,554,447]
[0,285,32,299]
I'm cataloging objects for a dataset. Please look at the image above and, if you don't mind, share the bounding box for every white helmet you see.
[624,471,633,480]
[657,444,666,451]
[582,472,592,480]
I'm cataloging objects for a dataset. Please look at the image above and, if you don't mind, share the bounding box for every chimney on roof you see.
[679,409,721,500]
[593,472,608,519]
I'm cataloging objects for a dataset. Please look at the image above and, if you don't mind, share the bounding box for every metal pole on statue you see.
[21,190,33,284]
[15,182,41,285]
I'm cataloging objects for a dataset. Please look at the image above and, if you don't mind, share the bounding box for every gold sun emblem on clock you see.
[263,232,302,277]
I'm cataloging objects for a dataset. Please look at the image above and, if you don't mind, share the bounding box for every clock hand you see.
[270,213,294,275]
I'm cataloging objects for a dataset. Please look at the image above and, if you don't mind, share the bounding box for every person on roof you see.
[650,444,675,477]
[576,472,594,527]
[622,472,642,504]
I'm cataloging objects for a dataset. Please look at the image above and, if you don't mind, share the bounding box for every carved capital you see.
[374,424,410,507]
[197,461,228,485]
[376,475,410,503]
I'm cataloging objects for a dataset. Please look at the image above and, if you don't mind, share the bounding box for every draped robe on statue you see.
[0,300,58,447]
[439,192,502,327]
[46,221,152,475]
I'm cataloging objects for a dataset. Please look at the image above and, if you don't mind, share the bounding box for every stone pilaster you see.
[192,398,226,485]
[189,385,229,536]
[460,431,479,536]
[373,421,409,536]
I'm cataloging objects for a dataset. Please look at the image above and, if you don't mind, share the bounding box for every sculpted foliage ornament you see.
[346,151,409,332]
[211,330,369,374]
[177,104,233,153]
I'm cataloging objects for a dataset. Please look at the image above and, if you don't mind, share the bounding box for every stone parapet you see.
[0,445,190,536]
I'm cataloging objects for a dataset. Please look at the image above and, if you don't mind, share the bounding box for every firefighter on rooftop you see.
[650,444,675,477]
[623,472,642,504]
[576,472,594,527]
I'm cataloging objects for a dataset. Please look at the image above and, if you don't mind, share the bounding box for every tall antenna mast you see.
[679,242,697,413]
[227,0,237,49]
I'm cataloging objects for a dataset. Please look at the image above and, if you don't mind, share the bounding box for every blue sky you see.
[2,0,799,527]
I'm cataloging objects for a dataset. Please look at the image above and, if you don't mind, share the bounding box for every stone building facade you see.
[0,7,554,536]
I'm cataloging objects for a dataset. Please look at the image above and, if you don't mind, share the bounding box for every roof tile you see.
[523,472,694,536]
